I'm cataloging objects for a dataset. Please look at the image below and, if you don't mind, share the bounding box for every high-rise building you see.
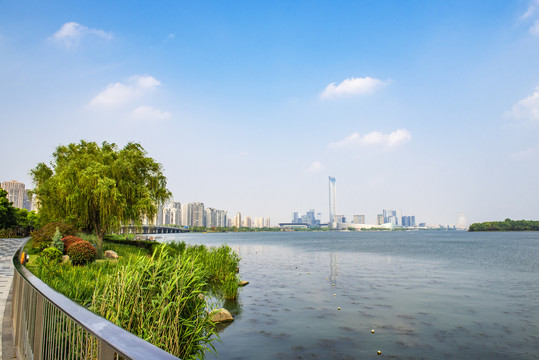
[329,176,336,223]
[401,215,416,227]
[353,215,365,224]
[243,216,252,228]
[376,214,384,225]
[234,212,242,228]
[204,208,228,228]
[383,209,398,225]
[180,202,204,227]
[254,217,265,228]
[265,217,271,228]
[1,180,28,209]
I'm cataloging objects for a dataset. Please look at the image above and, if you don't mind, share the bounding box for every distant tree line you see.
[468,219,539,232]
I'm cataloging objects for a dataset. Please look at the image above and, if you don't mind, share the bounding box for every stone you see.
[61,255,70,263]
[210,308,234,323]
[105,250,119,259]
[239,280,249,287]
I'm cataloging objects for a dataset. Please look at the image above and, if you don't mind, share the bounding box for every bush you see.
[30,222,78,252]
[61,236,84,254]
[77,233,99,245]
[51,227,64,253]
[67,241,97,265]
[41,247,63,263]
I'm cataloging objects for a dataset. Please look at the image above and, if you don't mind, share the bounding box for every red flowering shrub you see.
[61,236,84,254]
[67,241,97,265]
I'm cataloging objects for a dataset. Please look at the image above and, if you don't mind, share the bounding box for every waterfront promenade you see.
[0,238,26,360]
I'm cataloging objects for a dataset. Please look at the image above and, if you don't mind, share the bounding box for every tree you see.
[0,188,17,229]
[31,141,171,254]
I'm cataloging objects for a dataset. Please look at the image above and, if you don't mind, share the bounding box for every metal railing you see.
[11,242,179,360]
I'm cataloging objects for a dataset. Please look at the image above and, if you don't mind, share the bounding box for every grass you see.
[25,237,242,359]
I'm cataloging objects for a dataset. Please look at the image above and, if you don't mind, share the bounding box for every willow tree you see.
[31,141,171,253]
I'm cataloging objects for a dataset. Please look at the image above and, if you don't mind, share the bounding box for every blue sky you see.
[2,1,539,225]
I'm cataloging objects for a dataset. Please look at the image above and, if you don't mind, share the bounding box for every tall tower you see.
[328,176,336,223]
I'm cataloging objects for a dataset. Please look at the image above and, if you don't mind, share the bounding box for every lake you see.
[160,231,539,359]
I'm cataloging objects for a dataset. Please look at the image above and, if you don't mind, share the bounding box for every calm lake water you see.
[160,231,539,360]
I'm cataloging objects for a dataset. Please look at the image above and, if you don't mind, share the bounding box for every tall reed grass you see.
[27,239,243,359]
[91,245,216,359]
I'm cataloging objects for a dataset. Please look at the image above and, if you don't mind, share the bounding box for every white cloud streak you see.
[531,19,539,35]
[131,106,172,121]
[88,75,161,108]
[307,161,324,173]
[505,87,539,124]
[329,129,412,149]
[320,76,387,99]
[50,22,112,49]
[522,0,539,19]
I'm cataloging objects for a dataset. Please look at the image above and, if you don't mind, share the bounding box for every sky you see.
[1,0,539,226]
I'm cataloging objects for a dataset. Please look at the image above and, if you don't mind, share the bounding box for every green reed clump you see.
[32,258,118,306]
[91,244,216,359]
[189,244,241,300]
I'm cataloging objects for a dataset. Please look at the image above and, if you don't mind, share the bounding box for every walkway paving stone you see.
[0,238,27,360]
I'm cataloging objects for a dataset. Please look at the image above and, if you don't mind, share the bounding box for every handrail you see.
[12,239,179,360]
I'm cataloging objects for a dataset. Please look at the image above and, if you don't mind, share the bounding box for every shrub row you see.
[29,222,78,253]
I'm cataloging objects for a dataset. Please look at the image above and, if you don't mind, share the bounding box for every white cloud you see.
[88,75,161,108]
[131,106,172,122]
[522,0,539,19]
[320,76,387,99]
[505,87,539,124]
[531,19,539,35]
[307,161,324,173]
[329,129,412,149]
[510,146,539,160]
[50,22,112,49]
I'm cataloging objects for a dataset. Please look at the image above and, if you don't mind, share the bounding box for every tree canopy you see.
[0,188,18,229]
[31,141,171,251]
[468,218,539,231]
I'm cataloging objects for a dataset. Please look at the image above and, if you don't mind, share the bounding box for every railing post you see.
[33,293,44,360]
[100,342,116,360]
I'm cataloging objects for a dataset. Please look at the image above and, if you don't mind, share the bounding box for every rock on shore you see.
[210,308,234,323]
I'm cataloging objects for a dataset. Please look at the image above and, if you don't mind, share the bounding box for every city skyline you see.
[2,2,539,225]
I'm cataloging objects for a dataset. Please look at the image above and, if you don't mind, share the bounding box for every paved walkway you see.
[0,238,27,360]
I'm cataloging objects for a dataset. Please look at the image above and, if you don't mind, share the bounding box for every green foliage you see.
[30,140,172,254]
[30,222,78,253]
[0,188,17,229]
[41,247,63,263]
[67,241,97,265]
[51,227,64,253]
[28,239,242,359]
[469,218,539,232]
[61,236,84,253]
[92,245,217,359]
[30,259,118,307]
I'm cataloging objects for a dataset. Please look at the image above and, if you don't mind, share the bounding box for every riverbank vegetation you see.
[468,218,539,231]
[25,233,241,359]
[30,140,171,255]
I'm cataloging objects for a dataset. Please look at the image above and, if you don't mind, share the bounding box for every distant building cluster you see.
[291,209,322,227]
[152,201,269,229]
[375,209,416,227]
[0,180,36,211]
[323,176,419,230]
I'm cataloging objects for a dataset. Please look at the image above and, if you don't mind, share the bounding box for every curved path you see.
[0,237,27,360]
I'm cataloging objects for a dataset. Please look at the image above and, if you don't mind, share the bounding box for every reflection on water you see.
[161,231,539,360]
